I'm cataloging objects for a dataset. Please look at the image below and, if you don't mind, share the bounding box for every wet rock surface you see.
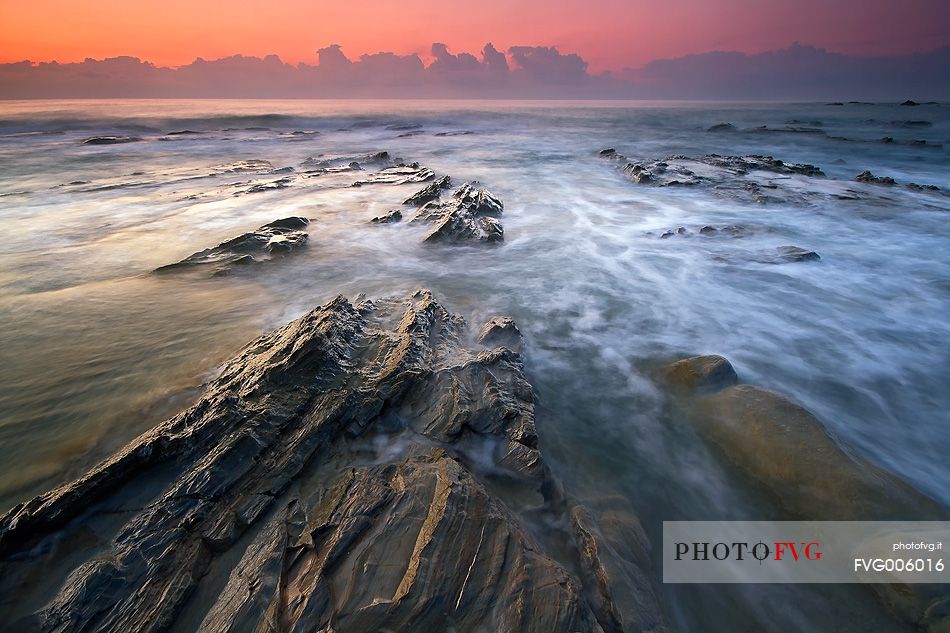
[655,224,757,239]
[351,162,435,186]
[403,174,452,206]
[661,355,738,394]
[661,355,948,631]
[856,171,897,185]
[81,136,143,145]
[154,217,310,275]
[599,149,825,204]
[0,290,669,633]
[412,182,505,244]
[369,209,403,224]
[755,245,821,264]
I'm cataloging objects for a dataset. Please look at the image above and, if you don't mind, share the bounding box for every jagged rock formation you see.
[412,183,505,244]
[0,290,669,633]
[154,217,309,275]
[403,174,452,206]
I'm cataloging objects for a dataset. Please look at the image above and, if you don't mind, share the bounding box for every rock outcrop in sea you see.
[154,217,310,275]
[0,290,670,633]
[660,354,949,632]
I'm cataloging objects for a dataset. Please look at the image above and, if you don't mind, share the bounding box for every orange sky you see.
[2,0,948,72]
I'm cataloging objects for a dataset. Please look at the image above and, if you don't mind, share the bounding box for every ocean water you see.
[0,99,948,632]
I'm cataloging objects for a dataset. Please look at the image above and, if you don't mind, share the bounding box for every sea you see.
[0,99,948,632]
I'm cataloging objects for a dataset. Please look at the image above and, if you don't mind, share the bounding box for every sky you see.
[2,0,949,72]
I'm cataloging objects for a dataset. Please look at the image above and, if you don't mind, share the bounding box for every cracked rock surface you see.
[0,290,669,633]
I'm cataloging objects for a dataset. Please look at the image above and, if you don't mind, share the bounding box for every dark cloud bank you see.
[2,42,948,100]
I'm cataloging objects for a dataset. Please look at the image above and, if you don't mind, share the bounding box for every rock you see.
[908,183,941,192]
[403,174,452,206]
[414,183,505,244]
[757,245,820,264]
[856,171,896,185]
[666,359,949,631]
[602,151,825,205]
[351,163,435,186]
[300,151,390,170]
[240,177,293,194]
[661,355,738,394]
[691,384,945,521]
[477,316,524,353]
[0,290,669,633]
[707,123,737,132]
[385,122,422,131]
[434,130,474,137]
[154,217,309,275]
[826,102,844,106]
[166,130,201,136]
[900,100,920,106]
[881,136,895,144]
[894,120,932,127]
[369,209,403,224]
[81,136,142,145]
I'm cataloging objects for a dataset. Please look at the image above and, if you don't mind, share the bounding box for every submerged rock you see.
[655,224,755,239]
[756,245,821,264]
[691,384,945,521]
[0,290,669,633]
[414,182,505,244]
[351,163,435,186]
[707,123,737,133]
[661,354,949,631]
[154,217,309,275]
[81,136,142,145]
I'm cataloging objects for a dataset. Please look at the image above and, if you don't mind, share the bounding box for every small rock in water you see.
[772,245,820,263]
[81,135,143,145]
[900,99,920,106]
[907,182,941,192]
[661,355,738,394]
[368,209,403,224]
[707,123,737,132]
[855,170,896,185]
[154,217,310,275]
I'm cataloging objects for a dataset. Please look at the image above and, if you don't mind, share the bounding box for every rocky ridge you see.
[0,290,669,633]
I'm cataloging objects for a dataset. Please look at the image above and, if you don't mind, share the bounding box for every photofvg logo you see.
[663,521,948,584]
[674,540,823,563]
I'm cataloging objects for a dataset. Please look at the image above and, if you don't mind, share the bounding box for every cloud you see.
[1,42,949,99]
[508,46,589,84]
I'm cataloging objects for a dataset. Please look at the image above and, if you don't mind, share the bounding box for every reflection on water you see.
[0,99,948,632]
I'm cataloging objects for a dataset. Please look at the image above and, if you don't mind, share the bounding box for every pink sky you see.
[2,0,948,72]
